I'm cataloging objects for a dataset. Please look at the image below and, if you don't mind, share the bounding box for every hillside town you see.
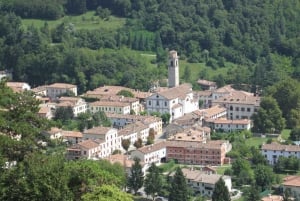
[2,50,300,201]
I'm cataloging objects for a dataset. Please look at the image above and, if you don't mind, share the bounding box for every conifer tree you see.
[168,167,189,201]
[127,158,144,195]
[144,163,163,200]
[212,178,231,201]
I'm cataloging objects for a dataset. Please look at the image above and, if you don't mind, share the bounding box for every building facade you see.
[46,83,77,99]
[261,143,300,165]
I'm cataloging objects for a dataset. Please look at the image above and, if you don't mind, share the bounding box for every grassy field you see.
[216,164,232,175]
[22,11,126,30]
[280,129,291,140]
[244,137,270,148]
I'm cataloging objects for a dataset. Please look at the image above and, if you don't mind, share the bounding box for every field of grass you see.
[22,11,126,30]
[216,164,232,175]
[280,129,291,140]
[180,60,235,83]
[244,137,270,148]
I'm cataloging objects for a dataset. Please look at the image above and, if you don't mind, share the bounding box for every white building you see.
[174,168,232,197]
[6,82,31,92]
[61,130,83,145]
[106,113,163,135]
[67,139,101,160]
[57,97,87,117]
[83,126,121,156]
[131,141,168,164]
[88,101,131,115]
[118,121,150,144]
[146,83,198,122]
[205,118,252,132]
[261,143,300,165]
[46,83,77,99]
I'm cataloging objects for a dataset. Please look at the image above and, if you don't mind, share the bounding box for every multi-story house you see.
[61,130,83,145]
[88,101,131,115]
[197,79,217,91]
[131,141,168,165]
[57,97,87,117]
[46,83,77,99]
[200,104,227,120]
[212,89,260,120]
[42,127,62,140]
[166,140,231,166]
[67,139,101,160]
[100,95,140,114]
[83,127,121,156]
[146,83,199,122]
[175,168,232,197]
[118,121,149,144]
[282,175,300,200]
[106,113,162,135]
[261,143,300,165]
[168,127,210,143]
[6,82,31,92]
[205,118,252,132]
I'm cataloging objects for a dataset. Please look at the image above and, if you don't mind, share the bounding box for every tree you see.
[161,113,171,125]
[168,167,189,201]
[146,128,156,145]
[144,163,163,200]
[252,97,285,134]
[245,186,261,201]
[54,106,74,123]
[122,139,131,153]
[212,178,231,201]
[133,138,143,149]
[290,127,300,141]
[127,158,144,195]
[283,188,292,201]
[254,165,274,191]
[81,185,133,201]
[116,89,134,97]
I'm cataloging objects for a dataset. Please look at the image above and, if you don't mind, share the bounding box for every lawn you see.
[244,137,270,148]
[179,60,235,83]
[22,11,126,30]
[280,129,291,140]
[216,164,232,175]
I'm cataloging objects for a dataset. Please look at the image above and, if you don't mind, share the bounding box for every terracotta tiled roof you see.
[181,168,222,184]
[167,140,227,149]
[261,195,283,201]
[118,122,148,136]
[136,141,168,154]
[283,175,300,187]
[84,126,112,135]
[200,105,227,118]
[85,85,132,96]
[104,154,145,168]
[89,101,130,107]
[62,130,83,138]
[156,83,192,100]
[211,118,251,125]
[214,85,235,93]
[47,127,62,134]
[261,143,300,152]
[38,106,51,114]
[213,91,260,106]
[47,83,76,89]
[31,85,47,93]
[78,139,99,149]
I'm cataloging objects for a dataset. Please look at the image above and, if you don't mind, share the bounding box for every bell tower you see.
[168,50,179,88]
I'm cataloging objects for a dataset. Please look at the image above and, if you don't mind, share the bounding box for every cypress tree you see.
[212,178,231,201]
[168,167,189,201]
[127,157,144,195]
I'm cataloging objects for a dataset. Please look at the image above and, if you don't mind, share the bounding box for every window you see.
[165,101,167,106]
[148,101,151,106]
[241,107,245,111]
[156,100,159,106]
[247,108,251,112]
[230,106,233,111]
[235,107,239,111]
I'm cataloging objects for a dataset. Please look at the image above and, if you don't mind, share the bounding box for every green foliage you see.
[117,90,134,98]
[168,167,189,201]
[252,97,285,134]
[146,128,155,145]
[81,185,133,201]
[133,138,143,149]
[244,186,261,201]
[0,153,72,201]
[254,165,274,191]
[274,156,300,174]
[54,106,74,123]
[290,127,300,141]
[144,163,163,200]
[212,178,231,201]
[127,158,144,195]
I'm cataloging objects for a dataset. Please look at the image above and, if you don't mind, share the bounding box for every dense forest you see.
[0,0,299,94]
